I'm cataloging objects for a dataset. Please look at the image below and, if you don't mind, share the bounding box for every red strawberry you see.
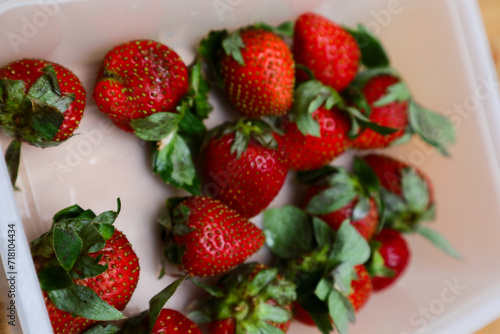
[349,265,372,311]
[197,263,296,333]
[31,202,140,334]
[202,119,288,218]
[293,13,360,91]
[283,107,351,171]
[151,309,202,334]
[293,265,372,326]
[352,75,409,149]
[0,59,86,185]
[201,28,294,117]
[368,228,410,291]
[159,197,265,277]
[209,318,236,334]
[93,39,188,132]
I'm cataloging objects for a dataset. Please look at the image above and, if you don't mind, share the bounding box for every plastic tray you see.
[1,0,500,333]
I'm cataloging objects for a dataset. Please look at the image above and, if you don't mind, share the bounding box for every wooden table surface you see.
[0,1,499,333]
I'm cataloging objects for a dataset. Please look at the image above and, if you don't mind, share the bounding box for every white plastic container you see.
[1,0,499,333]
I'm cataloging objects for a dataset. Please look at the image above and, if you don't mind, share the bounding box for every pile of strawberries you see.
[0,11,460,334]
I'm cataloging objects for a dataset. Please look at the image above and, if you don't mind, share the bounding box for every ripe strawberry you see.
[151,309,202,334]
[159,196,265,277]
[293,13,360,91]
[351,75,409,149]
[93,39,188,132]
[195,263,296,333]
[282,107,351,171]
[349,265,372,311]
[31,201,140,334]
[368,228,410,291]
[201,119,288,218]
[293,264,372,326]
[200,27,294,117]
[0,59,85,185]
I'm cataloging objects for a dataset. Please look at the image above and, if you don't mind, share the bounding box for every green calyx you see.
[291,77,398,139]
[131,60,212,195]
[0,65,73,146]
[158,197,193,268]
[297,158,383,224]
[365,241,395,279]
[205,117,284,160]
[31,199,124,321]
[263,206,370,334]
[191,263,296,333]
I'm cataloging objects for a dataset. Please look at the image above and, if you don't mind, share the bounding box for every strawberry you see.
[201,119,288,218]
[293,13,360,91]
[282,107,351,171]
[362,154,460,258]
[93,39,189,133]
[194,263,296,333]
[367,228,410,291]
[199,27,294,117]
[294,264,372,326]
[298,159,383,241]
[0,59,85,186]
[264,206,371,334]
[30,200,140,334]
[151,309,202,334]
[351,75,409,149]
[159,196,265,277]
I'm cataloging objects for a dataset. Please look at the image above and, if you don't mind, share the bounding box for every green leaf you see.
[263,206,313,259]
[190,279,224,298]
[257,322,286,334]
[401,168,430,212]
[255,303,291,324]
[332,221,370,265]
[328,289,352,334]
[178,109,206,136]
[198,30,227,88]
[353,156,380,194]
[373,82,411,107]
[254,21,294,37]
[131,111,181,141]
[292,80,343,136]
[172,223,194,236]
[188,60,213,119]
[352,196,370,221]
[416,226,462,259]
[149,276,187,330]
[153,133,201,195]
[53,225,83,271]
[53,204,85,223]
[345,24,390,68]
[332,263,356,295]
[296,165,338,185]
[38,266,73,292]
[231,129,250,159]
[248,268,278,296]
[313,217,334,247]
[82,324,120,334]
[315,278,333,301]
[408,100,456,156]
[188,310,212,324]
[71,255,108,279]
[310,312,335,334]
[94,223,115,241]
[49,284,124,320]
[41,65,62,96]
[342,85,372,117]
[306,170,357,215]
[367,247,395,278]
[29,98,65,141]
[5,138,21,187]
[222,30,246,66]
[265,279,297,306]
[93,210,118,226]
